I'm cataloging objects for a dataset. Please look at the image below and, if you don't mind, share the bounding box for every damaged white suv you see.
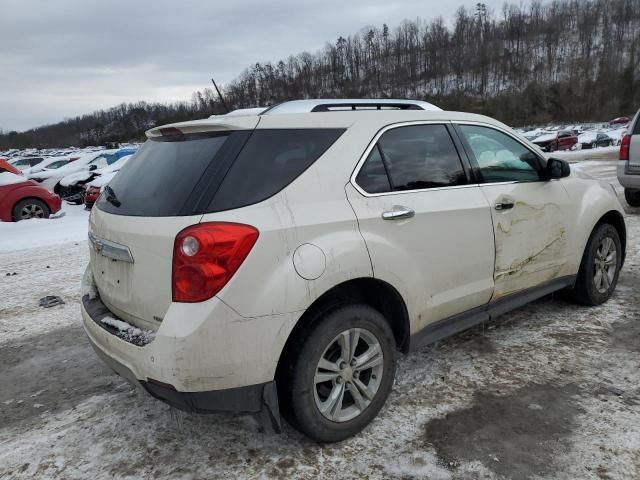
[82,99,626,442]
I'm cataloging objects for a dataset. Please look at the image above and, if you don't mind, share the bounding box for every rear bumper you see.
[81,265,297,418]
[617,160,640,189]
[47,194,62,214]
[86,331,275,414]
[82,292,278,415]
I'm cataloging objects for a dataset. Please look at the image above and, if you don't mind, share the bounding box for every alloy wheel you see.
[593,236,617,293]
[20,203,45,219]
[313,328,384,423]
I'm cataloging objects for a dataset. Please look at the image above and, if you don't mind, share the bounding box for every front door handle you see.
[382,206,415,220]
[495,202,515,211]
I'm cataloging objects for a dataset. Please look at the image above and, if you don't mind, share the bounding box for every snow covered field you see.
[1,161,639,479]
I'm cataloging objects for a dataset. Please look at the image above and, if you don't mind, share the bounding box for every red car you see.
[84,185,101,209]
[532,130,578,152]
[0,172,62,221]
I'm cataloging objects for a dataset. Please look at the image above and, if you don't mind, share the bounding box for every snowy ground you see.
[1,161,639,479]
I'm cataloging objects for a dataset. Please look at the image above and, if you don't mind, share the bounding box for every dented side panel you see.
[480,181,573,299]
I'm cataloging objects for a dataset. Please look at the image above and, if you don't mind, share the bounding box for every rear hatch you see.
[89,117,258,330]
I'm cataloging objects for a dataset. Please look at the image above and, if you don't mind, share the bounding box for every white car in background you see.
[28,150,116,190]
[82,155,134,208]
[81,99,625,442]
[9,156,46,171]
[20,156,72,176]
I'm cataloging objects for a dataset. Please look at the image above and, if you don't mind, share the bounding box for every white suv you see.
[618,109,640,206]
[82,99,626,442]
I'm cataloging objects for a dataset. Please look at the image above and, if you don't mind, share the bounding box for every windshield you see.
[46,160,69,169]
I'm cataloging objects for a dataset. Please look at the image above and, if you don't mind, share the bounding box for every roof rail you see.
[261,99,442,115]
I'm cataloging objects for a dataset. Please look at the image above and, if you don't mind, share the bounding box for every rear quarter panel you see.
[201,119,377,318]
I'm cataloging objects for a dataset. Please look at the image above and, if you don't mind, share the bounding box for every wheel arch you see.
[595,210,626,265]
[275,277,411,383]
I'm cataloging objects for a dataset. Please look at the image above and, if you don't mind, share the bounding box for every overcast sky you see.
[0,0,507,132]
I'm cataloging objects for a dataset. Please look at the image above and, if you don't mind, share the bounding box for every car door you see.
[345,122,495,332]
[454,123,572,300]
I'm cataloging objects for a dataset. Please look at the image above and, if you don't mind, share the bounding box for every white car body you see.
[81,100,626,441]
[29,150,118,190]
[85,155,133,190]
[20,156,70,176]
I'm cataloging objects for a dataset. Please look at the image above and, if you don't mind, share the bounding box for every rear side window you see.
[97,132,231,216]
[356,146,391,194]
[208,129,344,212]
[356,124,466,193]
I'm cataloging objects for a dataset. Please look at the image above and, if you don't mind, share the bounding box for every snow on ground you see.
[0,203,89,252]
[0,161,639,479]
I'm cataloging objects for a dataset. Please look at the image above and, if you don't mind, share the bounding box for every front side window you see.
[356,124,466,194]
[458,125,542,183]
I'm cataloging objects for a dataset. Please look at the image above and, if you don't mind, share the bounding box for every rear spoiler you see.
[146,116,259,139]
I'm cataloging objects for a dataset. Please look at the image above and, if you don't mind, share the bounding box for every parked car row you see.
[0,147,137,221]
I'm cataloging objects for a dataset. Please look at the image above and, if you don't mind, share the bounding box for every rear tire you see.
[624,189,640,207]
[279,304,396,443]
[12,198,50,221]
[571,224,622,305]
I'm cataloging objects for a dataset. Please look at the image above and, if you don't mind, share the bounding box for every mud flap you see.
[261,381,282,433]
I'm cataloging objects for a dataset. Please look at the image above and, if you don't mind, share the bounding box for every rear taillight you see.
[172,222,259,303]
[620,134,631,161]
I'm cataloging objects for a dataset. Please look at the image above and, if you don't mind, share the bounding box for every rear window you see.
[97,132,231,216]
[96,128,344,217]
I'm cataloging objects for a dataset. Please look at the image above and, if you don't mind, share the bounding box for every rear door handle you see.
[382,206,415,220]
[495,202,515,211]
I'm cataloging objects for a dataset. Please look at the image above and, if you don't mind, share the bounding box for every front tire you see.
[279,304,396,442]
[571,224,622,305]
[12,198,50,221]
[624,189,640,207]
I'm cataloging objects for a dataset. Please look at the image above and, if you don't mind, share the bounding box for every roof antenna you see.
[211,78,230,113]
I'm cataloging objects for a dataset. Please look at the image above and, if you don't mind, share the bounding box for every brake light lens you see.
[172,223,259,302]
[620,134,631,161]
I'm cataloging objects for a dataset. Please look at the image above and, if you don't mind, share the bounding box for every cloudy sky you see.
[0,0,506,132]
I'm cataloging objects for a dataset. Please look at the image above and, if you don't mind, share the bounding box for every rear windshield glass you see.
[96,128,344,217]
[207,128,344,212]
[96,132,230,216]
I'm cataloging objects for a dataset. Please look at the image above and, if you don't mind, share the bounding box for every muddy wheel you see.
[12,198,50,221]
[278,304,396,442]
[624,189,640,207]
[571,223,622,305]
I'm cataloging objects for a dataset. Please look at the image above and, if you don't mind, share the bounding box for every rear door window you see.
[355,124,467,193]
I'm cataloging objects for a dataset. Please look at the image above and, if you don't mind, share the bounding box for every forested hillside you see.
[2,0,639,149]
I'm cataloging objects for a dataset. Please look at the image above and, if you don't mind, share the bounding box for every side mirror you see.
[89,164,98,171]
[546,158,570,179]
